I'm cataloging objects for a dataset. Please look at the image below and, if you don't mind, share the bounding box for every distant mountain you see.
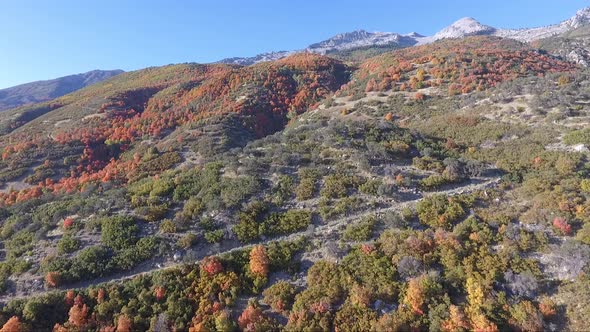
[427,7,590,43]
[432,17,496,40]
[0,69,124,112]
[220,51,293,66]
[221,7,590,65]
[429,7,590,43]
[496,7,590,42]
[220,30,427,66]
[306,30,422,53]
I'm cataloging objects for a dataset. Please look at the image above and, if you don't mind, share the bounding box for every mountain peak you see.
[456,17,479,24]
[404,32,424,38]
[307,30,399,51]
[564,7,590,29]
[434,17,496,40]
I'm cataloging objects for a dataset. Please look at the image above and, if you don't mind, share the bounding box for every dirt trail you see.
[0,176,500,303]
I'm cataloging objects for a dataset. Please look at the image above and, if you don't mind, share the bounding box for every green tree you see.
[263,281,298,312]
[57,235,80,255]
[101,216,138,250]
[416,195,466,229]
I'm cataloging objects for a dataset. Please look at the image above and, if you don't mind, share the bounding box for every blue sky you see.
[0,0,589,88]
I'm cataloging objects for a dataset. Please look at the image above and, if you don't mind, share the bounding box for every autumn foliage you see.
[441,305,470,331]
[201,256,224,276]
[249,245,270,278]
[63,217,74,229]
[405,276,426,315]
[0,317,22,332]
[238,304,263,330]
[97,288,106,304]
[45,271,61,288]
[154,286,166,301]
[68,295,89,329]
[553,217,572,235]
[116,315,132,332]
[538,298,557,319]
[65,290,76,306]
[0,54,350,207]
[342,36,576,96]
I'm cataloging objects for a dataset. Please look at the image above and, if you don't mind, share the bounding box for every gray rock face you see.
[565,7,590,29]
[567,48,590,66]
[306,30,419,54]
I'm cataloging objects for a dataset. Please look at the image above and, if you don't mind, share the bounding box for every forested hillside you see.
[0,35,588,331]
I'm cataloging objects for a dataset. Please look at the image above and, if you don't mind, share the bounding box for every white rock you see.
[433,17,496,40]
[573,143,588,152]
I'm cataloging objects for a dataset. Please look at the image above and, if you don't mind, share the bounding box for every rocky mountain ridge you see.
[221,6,590,65]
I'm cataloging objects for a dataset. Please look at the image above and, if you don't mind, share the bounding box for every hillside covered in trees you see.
[0,34,589,331]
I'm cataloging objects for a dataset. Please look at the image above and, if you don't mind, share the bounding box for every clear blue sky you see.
[1,0,589,88]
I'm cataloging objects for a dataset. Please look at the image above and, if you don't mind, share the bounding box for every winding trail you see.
[0,176,501,303]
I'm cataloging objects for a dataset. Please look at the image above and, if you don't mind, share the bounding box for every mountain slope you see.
[341,36,576,97]
[0,70,124,112]
[2,32,590,332]
[0,37,574,205]
[495,7,590,42]
[533,25,590,66]
[0,54,350,199]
